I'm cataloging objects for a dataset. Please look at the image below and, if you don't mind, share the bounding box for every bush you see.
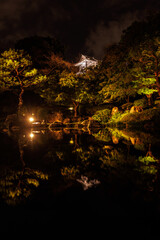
[120,108,160,125]
[92,109,111,124]
[133,98,148,108]
[154,100,160,106]
[109,111,130,124]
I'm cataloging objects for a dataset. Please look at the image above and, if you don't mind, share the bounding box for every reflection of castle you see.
[74,54,98,74]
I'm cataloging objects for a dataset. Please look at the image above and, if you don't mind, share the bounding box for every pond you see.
[1,127,160,232]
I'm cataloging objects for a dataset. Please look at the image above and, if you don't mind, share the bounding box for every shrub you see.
[92,109,111,124]
[109,111,130,124]
[133,98,148,108]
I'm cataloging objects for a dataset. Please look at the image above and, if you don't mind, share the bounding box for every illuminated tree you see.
[41,69,99,118]
[130,37,160,104]
[56,71,99,117]
[99,44,136,103]
[132,69,158,106]
[0,49,46,116]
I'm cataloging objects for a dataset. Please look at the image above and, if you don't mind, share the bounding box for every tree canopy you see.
[0,49,46,115]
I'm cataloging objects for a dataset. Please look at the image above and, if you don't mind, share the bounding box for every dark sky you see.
[0,0,160,60]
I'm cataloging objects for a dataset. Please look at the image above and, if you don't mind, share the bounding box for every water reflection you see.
[77,175,100,190]
[0,127,160,216]
[0,129,49,205]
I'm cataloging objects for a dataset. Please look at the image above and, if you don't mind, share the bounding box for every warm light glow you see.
[29,117,34,122]
[69,107,73,111]
[69,138,74,144]
[30,133,34,138]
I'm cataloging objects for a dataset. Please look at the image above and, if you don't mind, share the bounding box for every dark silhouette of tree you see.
[15,36,65,69]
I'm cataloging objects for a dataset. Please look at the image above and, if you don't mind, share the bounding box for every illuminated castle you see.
[74,54,98,74]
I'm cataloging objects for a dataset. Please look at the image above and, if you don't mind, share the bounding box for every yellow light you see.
[69,107,73,111]
[29,117,34,122]
[30,133,34,138]
[69,138,74,144]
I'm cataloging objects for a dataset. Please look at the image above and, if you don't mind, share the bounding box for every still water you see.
[1,127,160,230]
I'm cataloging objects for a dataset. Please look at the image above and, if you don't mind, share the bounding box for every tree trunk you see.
[72,101,79,118]
[146,94,152,106]
[155,68,160,97]
[18,87,24,116]
[18,139,25,168]
[126,95,130,103]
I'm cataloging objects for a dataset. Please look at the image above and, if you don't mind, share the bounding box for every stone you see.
[130,106,143,113]
[111,107,119,115]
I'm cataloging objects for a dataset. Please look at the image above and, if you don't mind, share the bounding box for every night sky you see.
[1,0,160,60]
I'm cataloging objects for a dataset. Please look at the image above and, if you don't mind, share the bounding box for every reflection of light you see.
[32,131,40,133]
[69,138,74,144]
[69,107,73,111]
[30,133,34,138]
[29,117,34,122]
[32,122,40,125]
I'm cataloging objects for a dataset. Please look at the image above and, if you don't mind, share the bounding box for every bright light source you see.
[29,117,34,122]
[30,133,34,138]
[69,138,74,144]
[69,107,73,111]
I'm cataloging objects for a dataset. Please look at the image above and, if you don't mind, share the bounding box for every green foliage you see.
[99,73,136,103]
[0,49,46,89]
[92,129,111,142]
[108,111,130,124]
[0,168,48,205]
[133,98,148,108]
[0,49,46,113]
[108,128,130,141]
[61,166,79,179]
[133,73,158,97]
[137,156,158,175]
[121,108,160,123]
[58,71,98,104]
[92,108,111,124]
[130,37,160,98]
[138,156,158,164]
[59,71,79,87]
[99,147,126,170]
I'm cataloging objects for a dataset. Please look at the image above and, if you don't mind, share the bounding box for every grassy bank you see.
[92,106,160,133]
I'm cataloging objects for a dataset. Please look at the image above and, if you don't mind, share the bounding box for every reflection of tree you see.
[60,145,98,180]
[134,154,159,193]
[146,143,154,158]
[99,146,126,170]
[0,131,49,205]
[61,166,79,179]
[0,168,48,205]
[49,129,63,140]
[137,155,158,175]
[135,144,158,175]
[92,129,111,143]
